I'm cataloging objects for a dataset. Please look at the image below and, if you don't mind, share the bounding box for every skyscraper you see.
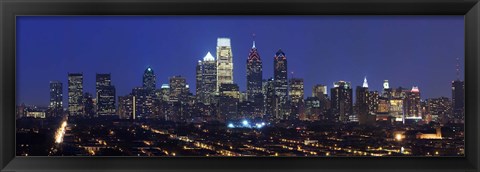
[68,73,84,116]
[96,74,116,116]
[357,77,374,125]
[289,78,304,119]
[405,86,422,120]
[169,75,188,103]
[216,38,233,92]
[82,92,95,117]
[118,95,134,119]
[382,80,392,99]
[264,78,276,121]
[246,38,263,103]
[451,80,464,123]
[273,49,289,120]
[196,60,203,102]
[196,52,217,105]
[49,81,63,117]
[427,97,451,124]
[143,66,156,91]
[331,81,353,123]
[312,84,328,99]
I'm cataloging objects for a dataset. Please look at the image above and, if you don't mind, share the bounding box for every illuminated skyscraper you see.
[405,86,422,120]
[246,38,263,102]
[68,73,84,116]
[169,75,188,103]
[118,95,134,119]
[312,84,327,99]
[143,66,156,91]
[196,60,203,102]
[216,38,233,92]
[357,77,374,125]
[49,81,63,117]
[451,80,464,123]
[289,78,304,119]
[273,49,290,120]
[96,73,116,116]
[264,78,276,121]
[160,84,170,102]
[331,81,353,123]
[427,97,451,124]
[196,52,217,105]
[132,87,153,119]
[382,80,392,99]
[304,97,322,121]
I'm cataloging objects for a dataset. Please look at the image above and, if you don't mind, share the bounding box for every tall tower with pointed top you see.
[357,77,371,125]
[197,52,217,105]
[216,38,234,92]
[246,35,263,102]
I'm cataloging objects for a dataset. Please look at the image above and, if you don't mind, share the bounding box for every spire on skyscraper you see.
[363,76,368,88]
[456,57,460,80]
[252,33,256,48]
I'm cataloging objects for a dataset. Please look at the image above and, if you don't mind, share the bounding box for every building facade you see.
[49,81,63,117]
[68,73,84,116]
[331,81,353,123]
[273,49,290,120]
[216,38,234,92]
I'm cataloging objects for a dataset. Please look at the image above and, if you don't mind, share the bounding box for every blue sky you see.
[16,16,464,106]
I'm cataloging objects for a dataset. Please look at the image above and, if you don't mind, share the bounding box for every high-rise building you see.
[82,92,95,117]
[264,78,276,121]
[218,83,240,121]
[451,80,464,123]
[404,86,422,120]
[196,52,217,105]
[196,60,203,102]
[216,38,233,92]
[96,74,116,116]
[68,73,84,116]
[331,81,353,123]
[246,39,263,103]
[49,81,63,117]
[273,49,290,120]
[367,90,379,114]
[312,84,328,99]
[304,97,322,121]
[118,94,134,119]
[169,75,188,103]
[143,67,156,91]
[289,78,304,119]
[427,97,452,124]
[382,80,392,99]
[357,77,372,125]
[132,87,154,119]
[159,84,170,102]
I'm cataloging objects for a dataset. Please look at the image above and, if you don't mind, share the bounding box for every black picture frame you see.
[1,0,479,171]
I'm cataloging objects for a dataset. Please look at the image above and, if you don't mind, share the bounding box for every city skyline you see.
[17,16,464,107]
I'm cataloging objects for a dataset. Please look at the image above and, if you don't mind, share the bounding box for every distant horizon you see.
[16,16,464,107]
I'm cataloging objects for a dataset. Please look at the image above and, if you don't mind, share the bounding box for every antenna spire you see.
[456,57,460,80]
[252,33,256,48]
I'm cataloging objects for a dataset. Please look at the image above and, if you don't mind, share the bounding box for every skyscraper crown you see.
[203,52,215,61]
[363,77,368,88]
[217,38,231,47]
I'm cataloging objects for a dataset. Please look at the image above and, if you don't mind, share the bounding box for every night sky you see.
[17,16,464,107]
